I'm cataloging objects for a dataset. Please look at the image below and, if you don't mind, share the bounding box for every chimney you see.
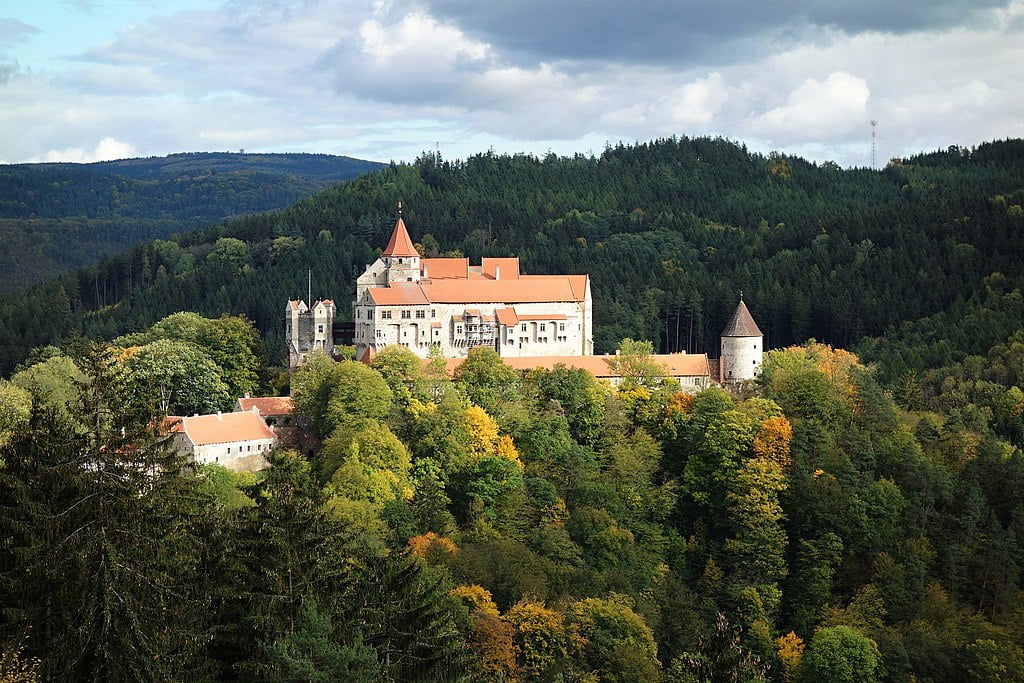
[494,265,501,280]
[422,262,429,279]
[216,411,222,420]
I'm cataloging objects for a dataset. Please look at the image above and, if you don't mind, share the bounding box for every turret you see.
[720,297,763,382]
[381,215,420,284]
[286,298,335,370]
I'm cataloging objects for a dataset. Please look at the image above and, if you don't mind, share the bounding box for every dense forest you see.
[0,152,384,291]
[2,322,1024,680]
[1,136,1023,679]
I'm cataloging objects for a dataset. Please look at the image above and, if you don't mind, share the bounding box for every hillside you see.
[0,137,1021,378]
[0,152,384,291]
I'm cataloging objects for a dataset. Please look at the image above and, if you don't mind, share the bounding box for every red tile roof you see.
[366,276,588,306]
[369,284,431,305]
[382,218,420,258]
[422,258,469,279]
[495,307,519,327]
[235,396,294,416]
[172,411,276,446]
[439,353,711,379]
[482,258,520,279]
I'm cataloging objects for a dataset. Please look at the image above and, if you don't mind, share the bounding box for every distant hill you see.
[88,151,384,182]
[0,152,385,290]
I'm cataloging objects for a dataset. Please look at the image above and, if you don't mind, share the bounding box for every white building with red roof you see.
[354,214,593,361]
[166,411,277,472]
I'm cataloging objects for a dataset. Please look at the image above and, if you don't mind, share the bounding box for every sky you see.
[1,0,1023,167]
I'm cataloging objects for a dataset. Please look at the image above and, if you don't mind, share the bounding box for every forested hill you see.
[0,152,384,291]
[0,137,1022,378]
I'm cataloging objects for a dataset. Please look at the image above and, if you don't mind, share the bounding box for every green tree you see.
[114,338,232,415]
[117,311,262,398]
[0,346,214,680]
[726,456,788,618]
[454,346,520,412]
[262,598,382,682]
[292,353,392,437]
[610,338,670,390]
[567,594,661,682]
[0,381,32,450]
[802,626,881,683]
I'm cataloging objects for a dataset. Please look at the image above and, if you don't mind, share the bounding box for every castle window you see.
[431,309,436,317]
[521,324,527,332]
[559,323,565,332]
[401,310,411,319]
[415,310,425,319]
[456,326,463,334]
[317,325,324,333]
[382,310,392,319]
[539,324,546,332]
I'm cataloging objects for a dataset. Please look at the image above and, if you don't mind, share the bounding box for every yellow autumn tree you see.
[753,415,794,467]
[466,405,499,457]
[451,584,500,618]
[408,532,459,564]
[505,600,582,679]
[775,631,805,683]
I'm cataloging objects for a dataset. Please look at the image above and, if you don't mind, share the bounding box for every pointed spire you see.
[721,298,762,337]
[382,205,419,258]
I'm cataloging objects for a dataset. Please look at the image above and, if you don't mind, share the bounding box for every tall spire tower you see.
[381,202,421,284]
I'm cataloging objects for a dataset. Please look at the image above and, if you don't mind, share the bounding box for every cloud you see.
[0,17,40,49]
[419,0,1011,64]
[753,72,870,142]
[41,136,137,163]
[0,0,1022,168]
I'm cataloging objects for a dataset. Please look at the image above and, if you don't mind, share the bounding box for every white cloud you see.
[752,72,870,142]
[41,136,136,162]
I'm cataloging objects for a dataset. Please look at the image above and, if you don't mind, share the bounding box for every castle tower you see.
[720,296,763,382]
[286,298,335,370]
[381,215,420,285]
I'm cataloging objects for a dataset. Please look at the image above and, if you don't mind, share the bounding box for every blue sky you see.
[2,0,1023,166]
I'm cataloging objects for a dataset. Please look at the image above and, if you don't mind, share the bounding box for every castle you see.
[286,212,763,385]
[351,214,593,362]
